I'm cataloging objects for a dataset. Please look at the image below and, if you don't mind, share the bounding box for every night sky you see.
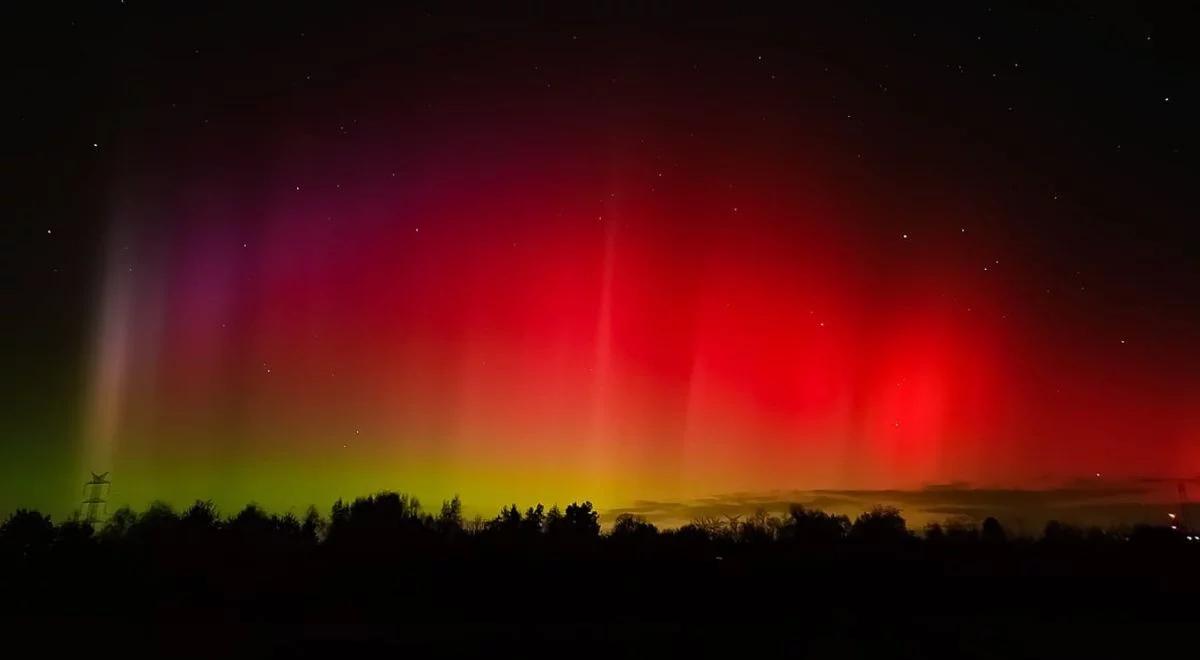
[5,2,1197,524]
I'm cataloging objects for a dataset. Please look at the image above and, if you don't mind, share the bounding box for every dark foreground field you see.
[3,495,1197,658]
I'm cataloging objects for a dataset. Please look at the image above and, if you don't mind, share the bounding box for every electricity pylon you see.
[82,472,111,525]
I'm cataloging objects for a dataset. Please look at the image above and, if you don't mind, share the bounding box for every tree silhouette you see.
[489,504,524,534]
[228,503,274,537]
[848,506,909,544]
[1042,520,1084,545]
[1128,523,1182,548]
[544,504,563,532]
[944,519,980,544]
[0,509,55,561]
[182,500,220,529]
[780,505,850,545]
[436,496,464,536]
[522,504,546,535]
[126,501,181,553]
[737,508,778,545]
[100,505,138,543]
[980,516,1007,545]
[1,490,1196,657]
[611,513,658,540]
[327,491,432,556]
[551,501,600,538]
[54,516,96,556]
[687,516,729,541]
[301,505,325,543]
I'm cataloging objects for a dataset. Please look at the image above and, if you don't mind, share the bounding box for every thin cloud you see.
[605,478,1196,534]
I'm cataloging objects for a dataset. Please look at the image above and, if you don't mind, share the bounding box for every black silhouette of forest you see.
[3,493,1198,657]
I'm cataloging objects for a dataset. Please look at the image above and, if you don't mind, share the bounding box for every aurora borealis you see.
[6,3,1197,523]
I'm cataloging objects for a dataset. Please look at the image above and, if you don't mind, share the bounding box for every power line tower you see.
[82,472,111,526]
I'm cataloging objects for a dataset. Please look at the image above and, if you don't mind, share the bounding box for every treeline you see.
[2,491,1195,565]
[5,491,1200,657]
